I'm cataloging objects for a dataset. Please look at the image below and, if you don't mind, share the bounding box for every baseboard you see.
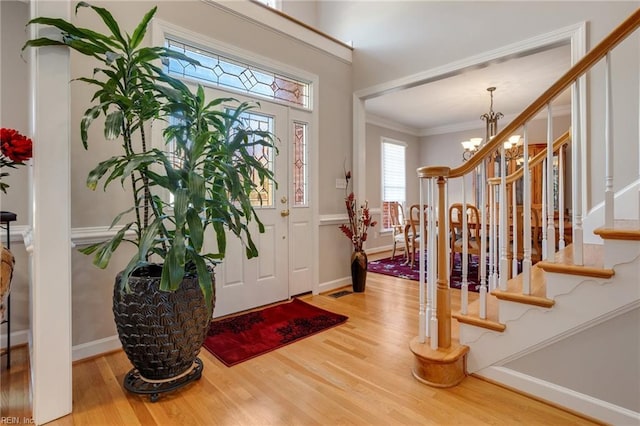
[0,329,29,349]
[476,366,640,425]
[318,277,351,295]
[71,335,122,362]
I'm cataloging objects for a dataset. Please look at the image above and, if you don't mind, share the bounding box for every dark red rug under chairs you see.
[203,298,348,366]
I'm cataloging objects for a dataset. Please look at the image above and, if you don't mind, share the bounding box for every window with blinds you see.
[381,138,406,229]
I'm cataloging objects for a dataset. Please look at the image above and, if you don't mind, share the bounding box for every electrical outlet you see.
[335,178,347,189]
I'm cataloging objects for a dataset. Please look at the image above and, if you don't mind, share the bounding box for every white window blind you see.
[382,140,406,203]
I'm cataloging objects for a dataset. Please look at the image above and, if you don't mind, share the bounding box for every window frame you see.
[380,137,407,231]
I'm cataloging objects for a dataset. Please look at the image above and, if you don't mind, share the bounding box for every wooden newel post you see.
[436,176,451,349]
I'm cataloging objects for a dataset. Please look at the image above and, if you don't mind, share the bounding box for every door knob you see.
[281,196,288,204]
[280,209,290,217]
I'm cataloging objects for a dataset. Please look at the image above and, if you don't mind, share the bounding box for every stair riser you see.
[604,239,640,268]
[498,300,552,324]
[545,272,610,299]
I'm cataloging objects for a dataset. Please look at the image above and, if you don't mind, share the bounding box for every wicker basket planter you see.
[113,265,214,382]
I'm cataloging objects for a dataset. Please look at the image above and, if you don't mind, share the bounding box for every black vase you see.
[351,250,368,292]
[112,265,215,380]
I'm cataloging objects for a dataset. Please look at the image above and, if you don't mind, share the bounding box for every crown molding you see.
[366,113,421,137]
[419,104,572,137]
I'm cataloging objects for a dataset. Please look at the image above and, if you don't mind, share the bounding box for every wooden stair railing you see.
[410,7,640,388]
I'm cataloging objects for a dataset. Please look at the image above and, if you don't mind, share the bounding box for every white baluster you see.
[572,80,584,265]
[522,126,532,295]
[491,184,499,290]
[499,145,508,291]
[425,177,433,338]
[511,179,518,279]
[546,104,556,260]
[461,174,468,315]
[604,52,615,228]
[429,177,438,349]
[558,145,566,250]
[541,158,548,260]
[479,160,488,319]
[418,178,426,343]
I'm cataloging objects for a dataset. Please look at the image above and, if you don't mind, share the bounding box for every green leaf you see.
[129,7,157,49]
[82,3,126,47]
[104,110,123,140]
[192,255,214,310]
[186,209,204,252]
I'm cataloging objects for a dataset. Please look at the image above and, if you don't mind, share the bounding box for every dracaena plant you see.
[23,2,276,306]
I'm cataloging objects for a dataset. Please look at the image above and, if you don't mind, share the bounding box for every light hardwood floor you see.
[1,258,601,425]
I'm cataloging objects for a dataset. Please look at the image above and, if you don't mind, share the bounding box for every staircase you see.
[409,8,640,425]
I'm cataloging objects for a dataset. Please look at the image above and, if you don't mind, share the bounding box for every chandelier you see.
[461,87,522,161]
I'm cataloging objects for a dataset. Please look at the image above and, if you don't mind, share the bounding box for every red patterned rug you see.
[203,298,348,366]
[368,254,484,292]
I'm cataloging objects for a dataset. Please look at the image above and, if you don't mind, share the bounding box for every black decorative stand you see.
[1,211,16,370]
[123,357,204,402]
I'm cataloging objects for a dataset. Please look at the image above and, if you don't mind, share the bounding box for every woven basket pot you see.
[113,265,214,381]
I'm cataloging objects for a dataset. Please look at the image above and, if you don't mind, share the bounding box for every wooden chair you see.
[389,202,406,260]
[449,203,481,275]
[407,204,428,269]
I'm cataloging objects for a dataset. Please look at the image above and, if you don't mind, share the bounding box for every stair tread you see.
[594,219,640,241]
[537,244,614,278]
[453,293,505,332]
[491,264,555,307]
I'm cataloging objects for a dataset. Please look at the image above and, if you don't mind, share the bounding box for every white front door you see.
[206,88,313,317]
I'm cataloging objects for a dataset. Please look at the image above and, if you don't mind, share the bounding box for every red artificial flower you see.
[1,128,34,193]
[1,128,33,163]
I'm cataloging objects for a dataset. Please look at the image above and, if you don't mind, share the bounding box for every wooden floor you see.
[1,260,601,425]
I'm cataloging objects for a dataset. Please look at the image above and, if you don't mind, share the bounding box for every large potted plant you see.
[24,2,276,399]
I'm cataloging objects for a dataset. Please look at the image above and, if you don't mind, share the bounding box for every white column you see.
[28,1,72,423]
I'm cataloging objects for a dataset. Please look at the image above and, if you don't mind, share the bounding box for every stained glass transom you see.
[166,39,310,109]
[293,121,308,206]
[230,109,275,208]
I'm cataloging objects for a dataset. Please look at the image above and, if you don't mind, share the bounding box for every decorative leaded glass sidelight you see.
[293,121,308,206]
[165,39,310,109]
[231,109,275,208]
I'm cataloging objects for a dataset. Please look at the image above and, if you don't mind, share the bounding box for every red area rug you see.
[368,254,484,292]
[203,298,348,366]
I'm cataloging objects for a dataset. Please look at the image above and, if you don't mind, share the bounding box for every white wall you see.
[505,307,640,412]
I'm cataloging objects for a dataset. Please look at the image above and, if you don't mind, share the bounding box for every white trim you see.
[200,0,352,64]
[71,225,135,247]
[0,329,29,350]
[72,335,122,362]
[476,366,640,425]
[318,276,351,294]
[319,214,348,226]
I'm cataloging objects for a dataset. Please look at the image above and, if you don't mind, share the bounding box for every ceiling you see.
[364,44,573,135]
